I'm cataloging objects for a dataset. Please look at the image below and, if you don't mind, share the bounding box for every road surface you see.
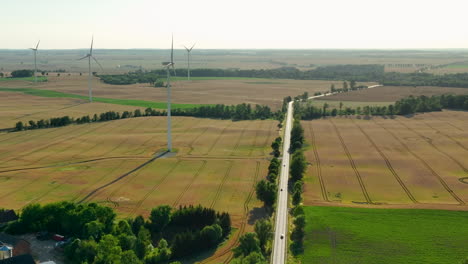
[271,84,382,263]
[271,100,293,264]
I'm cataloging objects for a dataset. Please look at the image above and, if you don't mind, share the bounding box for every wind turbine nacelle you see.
[162,62,172,66]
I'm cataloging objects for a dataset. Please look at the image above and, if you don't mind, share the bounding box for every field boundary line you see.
[172,160,207,207]
[373,119,465,205]
[210,161,234,209]
[329,119,372,204]
[306,121,329,201]
[128,159,182,217]
[77,151,169,204]
[395,119,468,175]
[351,119,417,203]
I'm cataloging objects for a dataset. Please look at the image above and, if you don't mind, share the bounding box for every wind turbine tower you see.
[30,41,40,84]
[162,35,175,152]
[183,43,195,80]
[78,36,103,102]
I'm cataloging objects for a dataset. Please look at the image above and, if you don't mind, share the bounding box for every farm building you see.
[0,234,30,259]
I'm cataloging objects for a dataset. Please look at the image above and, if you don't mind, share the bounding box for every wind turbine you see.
[78,36,103,102]
[162,35,175,152]
[30,41,40,83]
[183,43,195,81]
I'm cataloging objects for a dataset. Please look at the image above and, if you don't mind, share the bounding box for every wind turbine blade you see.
[78,55,90,60]
[36,40,40,50]
[170,34,174,64]
[92,56,104,71]
[189,43,196,51]
[183,45,189,51]
[90,35,94,54]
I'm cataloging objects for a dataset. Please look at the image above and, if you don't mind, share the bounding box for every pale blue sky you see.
[2,0,468,49]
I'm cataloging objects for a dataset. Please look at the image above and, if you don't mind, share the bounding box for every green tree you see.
[290,151,306,182]
[15,121,24,131]
[84,220,104,240]
[200,224,223,245]
[94,234,122,264]
[255,180,277,208]
[254,219,272,254]
[292,190,302,206]
[233,233,261,257]
[121,250,142,264]
[231,252,267,264]
[149,205,172,233]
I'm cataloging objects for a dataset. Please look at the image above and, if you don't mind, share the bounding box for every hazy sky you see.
[2,0,468,49]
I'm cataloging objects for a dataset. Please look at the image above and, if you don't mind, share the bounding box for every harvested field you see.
[317,85,468,102]
[0,91,146,129]
[2,76,374,109]
[0,116,277,263]
[302,111,468,209]
[301,206,468,264]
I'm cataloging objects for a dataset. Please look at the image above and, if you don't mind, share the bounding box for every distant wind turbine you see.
[162,35,175,152]
[183,43,195,80]
[30,40,40,83]
[78,36,103,102]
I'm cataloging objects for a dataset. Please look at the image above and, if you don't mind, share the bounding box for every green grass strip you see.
[301,206,468,264]
[0,87,209,109]
[0,76,48,82]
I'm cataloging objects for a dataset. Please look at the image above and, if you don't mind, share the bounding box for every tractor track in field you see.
[329,119,373,204]
[0,123,101,164]
[68,117,150,160]
[172,160,207,207]
[422,121,468,153]
[0,155,148,174]
[230,122,250,156]
[13,102,85,120]
[205,122,233,155]
[351,119,418,203]
[0,121,112,167]
[373,119,465,205]
[187,124,211,155]
[306,122,329,201]
[395,119,468,175]
[209,161,234,209]
[428,113,464,132]
[70,159,127,203]
[128,159,182,217]
[26,165,95,205]
[32,119,126,165]
[77,151,169,204]
[200,161,260,264]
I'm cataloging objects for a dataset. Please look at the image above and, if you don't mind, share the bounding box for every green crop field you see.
[0,76,48,82]
[0,87,207,109]
[300,206,468,264]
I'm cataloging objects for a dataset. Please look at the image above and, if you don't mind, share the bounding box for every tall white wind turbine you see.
[183,43,195,81]
[78,36,103,102]
[162,35,175,152]
[30,41,40,83]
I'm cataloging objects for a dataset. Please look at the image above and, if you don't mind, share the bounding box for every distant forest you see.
[99,65,468,88]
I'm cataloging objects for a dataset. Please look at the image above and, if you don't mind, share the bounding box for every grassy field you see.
[0,116,277,263]
[0,75,369,109]
[0,76,47,82]
[301,206,468,264]
[302,111,468,208]
[0,87,205,109]
[316,85,468,103]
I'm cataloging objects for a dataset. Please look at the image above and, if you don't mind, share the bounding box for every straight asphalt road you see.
[271,84,382,263]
